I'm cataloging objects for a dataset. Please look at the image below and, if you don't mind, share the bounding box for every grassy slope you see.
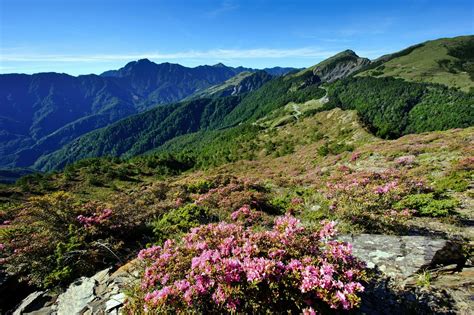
[7,107,471,238]
[183,109,474,238]
[184,71,254,99]
[358,35,474,91]
[294,50,364,77]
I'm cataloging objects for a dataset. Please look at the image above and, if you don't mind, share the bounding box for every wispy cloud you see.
[296,17,396,40]
[206,0,239,17]
[0,47,340,63]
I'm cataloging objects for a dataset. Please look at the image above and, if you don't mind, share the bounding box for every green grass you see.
[358,35,474,91]
[185,72,254,99]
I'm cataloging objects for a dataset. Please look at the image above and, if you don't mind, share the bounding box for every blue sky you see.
[1,0,473,75]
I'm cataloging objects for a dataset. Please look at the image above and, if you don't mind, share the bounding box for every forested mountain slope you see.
[0,61,256,168]
[32,37,474,171]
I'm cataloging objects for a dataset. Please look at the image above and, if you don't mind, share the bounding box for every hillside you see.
[28,38,474,171]
[1,35,473,313]
[33,70,327,171]
[1,105,472,312]
[358,35,474,91]
[184,71,273,100]
[0,62,255,170]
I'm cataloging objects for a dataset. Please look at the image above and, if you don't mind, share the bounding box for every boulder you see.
[339,234,463,279]
[13,262,139,314]
[56,277,96,315]
[13,291,45,315]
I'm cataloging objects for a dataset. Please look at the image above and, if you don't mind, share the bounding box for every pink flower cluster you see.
[135,214,365,313]
[77,208,112,227]
[350,152,361,162]
[395,155,415,166]
[230,204,261,224]
[374,181,398,195]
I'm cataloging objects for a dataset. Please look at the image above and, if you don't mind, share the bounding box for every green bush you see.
[394,193,459,217]
[185,180,214,194]
[1,192,151,287]
[318,141,354,156]
[152,204,216,244]
[420,199,460,217]
[435,170,472,192]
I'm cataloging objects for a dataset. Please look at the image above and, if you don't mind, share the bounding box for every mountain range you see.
[0,35,473,175]
[0,62,295,170]
[1,35,474,314]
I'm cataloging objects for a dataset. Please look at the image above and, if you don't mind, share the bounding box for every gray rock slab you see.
[339,234,450,278]
[13,291,45,315]
[56,277,96,315]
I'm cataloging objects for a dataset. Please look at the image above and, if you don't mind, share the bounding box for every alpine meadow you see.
[0,1,473,314]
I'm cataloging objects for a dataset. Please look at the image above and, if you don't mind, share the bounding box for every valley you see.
[0,35,473,314]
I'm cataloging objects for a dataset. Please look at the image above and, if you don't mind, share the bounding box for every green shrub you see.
[1,192,151,287]
[435,172,470,192]
[420,199,459,217]
[394,193,459,217]
[269,195,293,212]
[152,204,216,244]
[318,141,354,156]
[185,180,214,194]
[317,143,330,156]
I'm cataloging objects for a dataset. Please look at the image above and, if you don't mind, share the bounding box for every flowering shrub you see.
[0,192,152,287]
[230,204,262,225]
[129,214,366,313]
[323,168,431,231]
[77,208,113,227]
[394,155,416,166]
[152,204,216,244]
[192,177,269,212]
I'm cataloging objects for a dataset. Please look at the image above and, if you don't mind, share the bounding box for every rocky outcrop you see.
[339,234,464,279]
[311,50,370,83]
[339,234,471,314]
[12,235,470,314]
[13,261,138,315]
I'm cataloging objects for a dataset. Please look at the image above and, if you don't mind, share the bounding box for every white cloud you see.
[0,47,340,63]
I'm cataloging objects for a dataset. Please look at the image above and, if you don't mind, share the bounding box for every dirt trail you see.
[292,103,302,120]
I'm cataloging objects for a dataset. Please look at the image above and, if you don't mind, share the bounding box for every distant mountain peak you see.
[213,62,227,67]
[137,58,153,64]
[339,49,358,56]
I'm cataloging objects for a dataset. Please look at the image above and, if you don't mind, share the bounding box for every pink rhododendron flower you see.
[395,155,415,165]
[134,215,365,313]
[303,307,318,315]
[77,208,112,227]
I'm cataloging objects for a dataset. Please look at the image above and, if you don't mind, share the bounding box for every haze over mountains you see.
[0,62,295,170]
[0,35,473,175]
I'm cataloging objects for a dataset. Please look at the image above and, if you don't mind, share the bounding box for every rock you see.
[105,293,126,312]
[312,50,370,83]
[339,234,462,279]
[1,271,36,314]
[92,268,110,284]
[341,234,471,314]
[13,291,45,315]
[13,264,141,315]
[12,290,57,315]
[56,277,96,315]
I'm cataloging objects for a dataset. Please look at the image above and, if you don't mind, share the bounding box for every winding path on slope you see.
[291,86,329,120]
